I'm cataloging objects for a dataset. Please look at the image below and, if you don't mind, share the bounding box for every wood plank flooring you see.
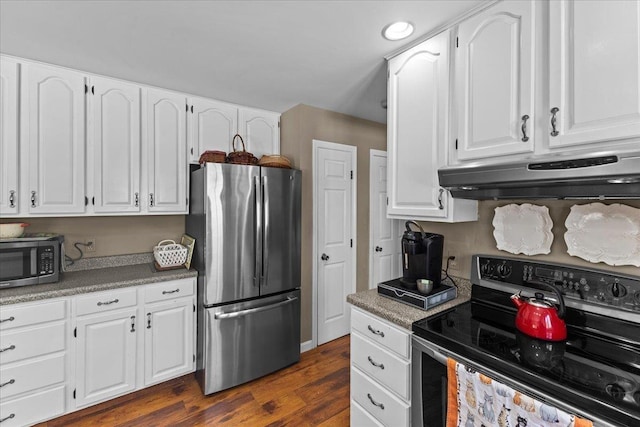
[38,335,351,427]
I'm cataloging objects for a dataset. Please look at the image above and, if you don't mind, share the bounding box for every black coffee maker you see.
[401,221,444,287]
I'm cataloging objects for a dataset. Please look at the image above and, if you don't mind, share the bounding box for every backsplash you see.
[10,216,185,259]
[419,199,640,279]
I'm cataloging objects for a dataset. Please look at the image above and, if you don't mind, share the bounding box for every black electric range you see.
[413,255,640,427]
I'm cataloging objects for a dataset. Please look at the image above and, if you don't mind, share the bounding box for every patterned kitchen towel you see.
[446,358,594,427]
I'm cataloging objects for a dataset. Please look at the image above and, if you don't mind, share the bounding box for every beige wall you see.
[280,104,387,343]
[420,199,640,279]
[9,216,185,258]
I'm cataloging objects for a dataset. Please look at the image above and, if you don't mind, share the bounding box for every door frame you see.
[312,139,357,349]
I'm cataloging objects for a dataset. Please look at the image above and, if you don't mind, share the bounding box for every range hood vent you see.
[438,148,640,200]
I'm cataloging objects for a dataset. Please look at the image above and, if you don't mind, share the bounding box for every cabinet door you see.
[387,31,450,219]
[455,1,535,161]
[548,0,640,148]
[0,60,19,215]
[75,309,137,407]
[90,76,141,213]
[238,108,280,158]
[24,63,86,214]
[144,88,187,213]
[144,299,193,386]
[187,97,237,162]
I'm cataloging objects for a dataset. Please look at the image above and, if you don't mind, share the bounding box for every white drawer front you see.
[0,300,66,331]
[0,354,65,399]
[351,307,410,359]
[351,367,410,427]
[0,385,65,426]
[351,331,410,400]
[0,323,65,364]
[76,288,137,316]
[351,399,384,427]
[144,278,195,303]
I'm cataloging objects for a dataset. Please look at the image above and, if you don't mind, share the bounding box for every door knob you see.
[375,246,383,252]
[321,253,329,261]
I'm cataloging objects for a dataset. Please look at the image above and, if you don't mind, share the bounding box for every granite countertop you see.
[347,277,472,330]
[0,253,197,305]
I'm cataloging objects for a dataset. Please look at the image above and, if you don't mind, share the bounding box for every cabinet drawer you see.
[351,399,384,427]
[0,385,65,426]
[351,308,410,359]
[144,278,195,303]
[0,354,65,399]
[0,300,66,331]
[0,323,65,364]
[351,331,410,400]
[351,367,410,427]
[76,288,137,316]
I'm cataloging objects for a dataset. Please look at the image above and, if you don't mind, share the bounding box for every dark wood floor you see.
[38,335,351,427]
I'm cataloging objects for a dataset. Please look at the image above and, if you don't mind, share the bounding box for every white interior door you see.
[369,150,402,289]
[314,140,356,346]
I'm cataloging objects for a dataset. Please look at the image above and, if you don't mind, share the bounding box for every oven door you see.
[411,335,617,427]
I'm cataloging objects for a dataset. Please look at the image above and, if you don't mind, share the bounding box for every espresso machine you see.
[401,221,444,286]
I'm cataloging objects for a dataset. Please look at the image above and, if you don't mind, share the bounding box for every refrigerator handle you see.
[214,296,298,319]
[262,175,270,286]
[254,175,262,288]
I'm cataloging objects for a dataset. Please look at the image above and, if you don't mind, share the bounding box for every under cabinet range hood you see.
[438,148,640,200]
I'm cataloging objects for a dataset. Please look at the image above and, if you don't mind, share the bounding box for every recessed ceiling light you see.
[382,21,414,41]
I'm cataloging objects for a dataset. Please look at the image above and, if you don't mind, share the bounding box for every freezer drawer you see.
[197,290,301,395]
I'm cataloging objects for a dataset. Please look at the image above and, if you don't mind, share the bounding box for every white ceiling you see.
[0,0,485,123]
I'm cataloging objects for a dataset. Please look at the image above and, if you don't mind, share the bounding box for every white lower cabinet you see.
[0,277,196,425]
[350,306,411,427]
[0,299,69,426]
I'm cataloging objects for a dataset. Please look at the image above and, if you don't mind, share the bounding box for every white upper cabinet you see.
[144,88,187,213]
[24,63,86,214]
[455,0,535,161]
[89,76,141,213]
[387,30,477,222]
[548,0,640,149]
[0,59,19,215]
[238,108,280,158]
[187,97,238,161]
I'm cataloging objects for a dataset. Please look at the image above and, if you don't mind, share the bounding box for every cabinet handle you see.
[367,393,385,410]
[8,190,15,208]
[521,114,530,142]
[375,246,383,252]
[162,289,180,295]
[149,193,154,207]
[367,325,385,338]
[321,253,329,261]
[0,345,15,353]
[0,316,15,323]
[147,313,152,329]
[0,379,15,388]
[31,191,36,208]
[0,414,15,423]
[130,315,136,333]
[550,107,559,137]
[438,188,444,210]
[134,192,139,207]
[97,299,119,306]
[367,356,385,370]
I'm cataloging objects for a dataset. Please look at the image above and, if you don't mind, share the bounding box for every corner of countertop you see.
[347,276,471,330]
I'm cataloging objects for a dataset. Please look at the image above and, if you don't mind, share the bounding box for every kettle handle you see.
[405,220,426,234]
[525,279,566,318]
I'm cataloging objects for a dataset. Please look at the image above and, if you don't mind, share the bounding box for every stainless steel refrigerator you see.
[187,163,301,395]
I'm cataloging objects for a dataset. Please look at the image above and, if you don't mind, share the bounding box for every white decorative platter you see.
[492,204,554,255]
[564,203,640,267]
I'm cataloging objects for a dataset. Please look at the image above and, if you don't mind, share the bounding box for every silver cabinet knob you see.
[321,253,329,261]
[375,246,383,252]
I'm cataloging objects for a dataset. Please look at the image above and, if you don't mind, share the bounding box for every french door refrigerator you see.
[187,163,301,395]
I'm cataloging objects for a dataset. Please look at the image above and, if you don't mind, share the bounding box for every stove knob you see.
[605,383,626,402]
[634,391,640,405]
[635,291,640,305]
[610,281,627,298]
[496,263,512,278]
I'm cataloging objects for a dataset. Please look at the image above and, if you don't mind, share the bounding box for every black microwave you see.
[0,236,63,289]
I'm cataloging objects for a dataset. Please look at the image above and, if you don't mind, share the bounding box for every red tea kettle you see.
[511,281,567,341]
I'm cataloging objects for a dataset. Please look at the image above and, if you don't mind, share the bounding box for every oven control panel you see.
[476,256,640,312]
